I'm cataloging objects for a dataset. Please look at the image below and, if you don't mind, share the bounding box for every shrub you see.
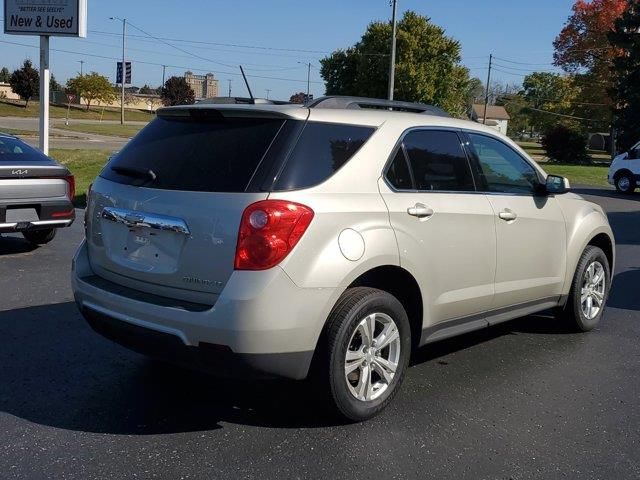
[542,125,590,164]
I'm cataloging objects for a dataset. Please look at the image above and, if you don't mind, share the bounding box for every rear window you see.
[272,122,375,191]
[0,136,50,162]
[101,116,285,192]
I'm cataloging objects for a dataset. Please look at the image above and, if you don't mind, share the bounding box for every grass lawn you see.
[0,127,74,138]
[539,163,610,188]
[49,149,111,206]
[516,140,611,163]
[57,123,145,138]
[0,100,154,122]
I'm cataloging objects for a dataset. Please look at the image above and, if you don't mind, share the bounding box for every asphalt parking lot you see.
[1,187,639,480]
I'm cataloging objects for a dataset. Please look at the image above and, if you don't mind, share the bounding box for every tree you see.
[50,74,62,92]
[554,0,628,127]
[465,77,484,109]
[9,59,39,108]
[66,72,116,110]
[609,0,640,151]
[0,67,10,83]
[319,11,473,117]
[522,72,581,132]
[554,0,627,73]
[161,76,195,106]
[289,92,306,104]
[139,84,155,95]
[497,93,531,138]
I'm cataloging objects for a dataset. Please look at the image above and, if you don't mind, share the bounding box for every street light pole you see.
[388,0,398,101]
[110,17,127,125]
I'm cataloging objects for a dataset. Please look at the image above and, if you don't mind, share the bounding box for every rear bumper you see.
[0,199,75,233]
[72,240,337,380]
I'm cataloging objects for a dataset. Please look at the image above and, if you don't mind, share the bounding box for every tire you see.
[22,228,57,245]
[559,245,611,332]
[615,172,636,194]
[318,287,411,422]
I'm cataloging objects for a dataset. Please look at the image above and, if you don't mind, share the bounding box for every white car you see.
[73,96,615,421]
[608,141,640,193]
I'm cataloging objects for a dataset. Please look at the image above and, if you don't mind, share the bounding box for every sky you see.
[0,0,577,100]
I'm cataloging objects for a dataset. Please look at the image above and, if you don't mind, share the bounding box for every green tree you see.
[50,74,62,92]
[497,93,530,138]
[139,84,155,95]
[320,11,473,117]
[0,67,10,83]
[66,72,116,110]
[609,0,640,151]
[9,59,39,108]
[522,72,580,132]
[161,76,195,106]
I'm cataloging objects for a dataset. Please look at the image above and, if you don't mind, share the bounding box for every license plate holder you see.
[6,208,39,223]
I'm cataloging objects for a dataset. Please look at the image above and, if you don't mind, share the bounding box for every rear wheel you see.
[615,172,636,194]
[318,287,411,422]
[559,245,610,332]
[22,229,56,245]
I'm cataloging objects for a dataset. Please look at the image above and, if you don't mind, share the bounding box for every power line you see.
[0,39,323,85]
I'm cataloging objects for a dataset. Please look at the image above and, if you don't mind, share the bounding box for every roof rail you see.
[307,96,451,118]
[196,97,292,106]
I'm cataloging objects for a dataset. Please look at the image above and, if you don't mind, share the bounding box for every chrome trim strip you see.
[101,207,191,235]
[0,219,73,230]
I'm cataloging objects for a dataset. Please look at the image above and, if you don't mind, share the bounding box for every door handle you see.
[407,203,434,218]
[498,209,517,222]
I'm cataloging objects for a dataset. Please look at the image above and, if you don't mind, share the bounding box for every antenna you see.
[239,65,254,102]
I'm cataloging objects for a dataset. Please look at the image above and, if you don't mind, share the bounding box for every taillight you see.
[84,183,92,230]
[64,175,76,202]
[235,200,314,270]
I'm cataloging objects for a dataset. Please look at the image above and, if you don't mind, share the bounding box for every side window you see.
[273,122,375,190]
[402,130,475,191]
[468,133,540,194]
[386,148,414,190]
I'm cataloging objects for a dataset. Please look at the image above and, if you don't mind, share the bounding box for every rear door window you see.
[0,136,50,162]
[402,130,475,192]
[272,122,375,190]
[101,115,286,193]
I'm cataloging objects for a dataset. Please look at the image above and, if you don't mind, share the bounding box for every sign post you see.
[39,35,50,153]
[4,0,88,155]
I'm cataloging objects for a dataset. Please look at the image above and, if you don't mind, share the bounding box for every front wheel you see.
[320,287,411,422]
[615,173,636,194]
[22,229,57,245]
[559,245,611,332]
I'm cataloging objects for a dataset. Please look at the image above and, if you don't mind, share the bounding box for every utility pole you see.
[79,60,84,76]
[228,79,232,97]
[265,89,271,99]
[388,0,398,101]
[162,64,166,87]
[297,62,312,102]
[482,53,493,125]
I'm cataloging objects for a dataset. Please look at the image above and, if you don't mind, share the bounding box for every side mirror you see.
[545,174,570,194]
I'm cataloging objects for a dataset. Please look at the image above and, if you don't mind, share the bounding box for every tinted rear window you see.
[0,136,50,162]
[101,116,285,192]
[272,122,375,190]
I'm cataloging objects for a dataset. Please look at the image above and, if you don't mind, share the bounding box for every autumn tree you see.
[609,0,640,151]
[50,74,62,92]
[289,92,306,104]
[320,11,473,117]
[554,0,628,126]
[9,60,39,107]
[66,72,116,110]
[161,76,195,106]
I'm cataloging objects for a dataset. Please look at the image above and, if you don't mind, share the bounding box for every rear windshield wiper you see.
[111,165,157,182]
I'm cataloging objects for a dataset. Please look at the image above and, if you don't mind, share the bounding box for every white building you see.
[471,104,510,136]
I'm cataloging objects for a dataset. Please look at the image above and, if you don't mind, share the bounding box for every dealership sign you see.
[4,0,87,37]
